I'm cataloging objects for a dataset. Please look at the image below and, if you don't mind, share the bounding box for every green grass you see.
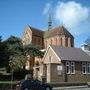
[0,81,17,84]
[0,67,11,75]
[0,80,17,90]
[0,67,28,81]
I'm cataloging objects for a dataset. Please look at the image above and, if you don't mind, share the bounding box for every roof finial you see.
[48,9,52,31]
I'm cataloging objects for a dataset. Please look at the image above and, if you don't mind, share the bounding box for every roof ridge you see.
[29,25,44,32]
[60,26,73,37]
[45,25,73,38]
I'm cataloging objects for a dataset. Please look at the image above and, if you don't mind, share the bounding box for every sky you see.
[0,0,90,47]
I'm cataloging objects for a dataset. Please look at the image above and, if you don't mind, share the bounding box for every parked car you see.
[16,74,52,90]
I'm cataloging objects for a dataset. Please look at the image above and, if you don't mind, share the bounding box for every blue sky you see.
[0,0,90,47]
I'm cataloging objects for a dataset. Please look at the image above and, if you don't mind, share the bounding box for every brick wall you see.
[44,35,74,49]
[50,64,64,83]
[32,35,44,48]
[44,60,90,83]
[63,61,90,83]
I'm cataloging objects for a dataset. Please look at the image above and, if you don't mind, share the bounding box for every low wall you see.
[49,82,87,87]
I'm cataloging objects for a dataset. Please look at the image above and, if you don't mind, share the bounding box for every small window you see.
[66,61,70,74]
[82,63,86,74]
[71,62,75,74]
[66,61,75,74]
[87,63,90,74]
[57,65,62,71]
[57,65,62,75]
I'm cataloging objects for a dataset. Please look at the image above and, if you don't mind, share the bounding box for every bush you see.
[0,83,16,90]
[13,69,30,80]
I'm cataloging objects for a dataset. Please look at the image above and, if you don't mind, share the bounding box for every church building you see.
[22,23,74,78]
[22,25,74,49]
[22,18,90,84]
[22,24,90,83]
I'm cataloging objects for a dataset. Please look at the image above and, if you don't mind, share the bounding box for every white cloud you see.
[55,1,90,35]
[43,3,51,15]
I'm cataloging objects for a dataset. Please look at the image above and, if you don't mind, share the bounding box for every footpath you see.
[53,85,89,90]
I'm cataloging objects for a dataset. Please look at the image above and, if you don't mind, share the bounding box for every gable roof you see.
[50,45,90,62]
[44,26,74,39]
[43,46,61,64]
[29,26,44,38]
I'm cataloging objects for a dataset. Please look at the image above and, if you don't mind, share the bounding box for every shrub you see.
[13,69,30,80]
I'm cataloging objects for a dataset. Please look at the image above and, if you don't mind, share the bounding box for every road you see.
[53,85,90,90]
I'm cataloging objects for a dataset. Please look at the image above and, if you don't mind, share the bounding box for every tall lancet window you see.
[65,37,68,47]
[51,39,52,45]
[61,38,62,46]
[56,38,57,45]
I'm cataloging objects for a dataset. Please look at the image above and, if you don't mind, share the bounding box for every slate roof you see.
[44,26,74,39]
[29,26,44,38]
[51,45,90,61]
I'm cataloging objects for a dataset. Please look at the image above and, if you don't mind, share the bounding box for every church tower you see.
[48,11,52,31]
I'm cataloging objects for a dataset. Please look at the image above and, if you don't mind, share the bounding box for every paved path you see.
[53,85,90,90]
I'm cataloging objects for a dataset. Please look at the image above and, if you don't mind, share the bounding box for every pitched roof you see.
[44,26,73,39]
[29,26,44,38]
[50,45,90,61]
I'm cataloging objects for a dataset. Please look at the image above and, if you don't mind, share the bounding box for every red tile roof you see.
[29,26,44,38]
[44,25,74,39]
[28,25,74,39]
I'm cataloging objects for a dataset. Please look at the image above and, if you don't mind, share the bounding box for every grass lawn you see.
[0,67,30,89]
[0,81,17,89]
[0,67,11,75]
[0,81,17,84]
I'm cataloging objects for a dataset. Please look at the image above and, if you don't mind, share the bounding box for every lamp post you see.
[9,60,14,90]
[11,68,13,90]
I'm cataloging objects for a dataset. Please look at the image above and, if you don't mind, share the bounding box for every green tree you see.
[3,35,44,73]
[4,36,26,72]
[0,36,6,67]
[24,44,44,58]
[0,36,2,42]
[23,44,44,76]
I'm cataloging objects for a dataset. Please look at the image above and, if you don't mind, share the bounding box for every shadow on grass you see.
[0,68,31,89]
[0,83,16,90]
[0,73,11,81]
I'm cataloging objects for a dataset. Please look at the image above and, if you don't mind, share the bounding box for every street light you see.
[11,68,13,90]
[9,60,14,90]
